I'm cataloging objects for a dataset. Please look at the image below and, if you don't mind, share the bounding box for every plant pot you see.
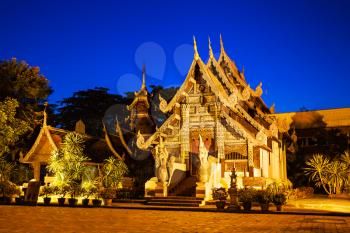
[82,198,90,207]
[242,202,252,211]
[43,197,51,206]
[275,204,283,211]
[260,203,270,212]
[58,197,66,206]
[68,198,78,206]
[103,198,113,206]
[92,199,102,207]
[215,201,226,210]
[15,197,24,205]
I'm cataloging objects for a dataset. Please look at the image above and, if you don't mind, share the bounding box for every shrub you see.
[212,187,228,201]
[238,188,256,203]
[286,187,314,200]
[99,187,116,199]
[0,180,18,197]
[254,190,272,204]
[273,193,287,206]
[81,180,98,199]
[40,186,52,198]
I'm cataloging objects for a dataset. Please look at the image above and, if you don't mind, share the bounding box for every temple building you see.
[22,36,349,201]
[273,108,350,154]
[20,106,121,183]
[136,37,289,199]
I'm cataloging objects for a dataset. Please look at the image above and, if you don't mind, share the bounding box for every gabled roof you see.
[21,124,122,164]
[217,36,270,113]
[137,37,281,150]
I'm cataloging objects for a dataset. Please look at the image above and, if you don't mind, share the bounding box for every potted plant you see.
[212,187,228,210]
[47,133,90,207]
[98,157,128,206]
[255,190,272,212]
[53,182,69,206]
[273,193,287,211]
[92,190,102,207]
[99,187,116,206]
[40,185,52,205]
[238,188,255,211]
[68,182,81,207]
[81,180,97,207]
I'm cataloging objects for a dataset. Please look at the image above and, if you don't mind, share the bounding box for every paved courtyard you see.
[0,205,349,233]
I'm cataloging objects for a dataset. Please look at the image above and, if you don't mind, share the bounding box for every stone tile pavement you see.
[0,205,349,233]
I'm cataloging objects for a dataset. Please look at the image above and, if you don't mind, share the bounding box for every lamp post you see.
[227,166,241,210]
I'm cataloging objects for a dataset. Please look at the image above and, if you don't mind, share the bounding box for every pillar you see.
[180,104,190,166]
[247,141,254,177]
[32,162,41,181]
[216,112,225,178]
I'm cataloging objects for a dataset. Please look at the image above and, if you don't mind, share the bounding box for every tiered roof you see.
[137,36,280,150]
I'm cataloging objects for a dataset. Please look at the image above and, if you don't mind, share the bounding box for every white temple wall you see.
[271,140,280,179]
[260,148,269,178]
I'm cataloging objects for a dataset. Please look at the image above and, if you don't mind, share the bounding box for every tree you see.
[99,157,128,189]
[304,154,349,195]
[56,87,128,137]
[0,58,52,158]
[48,132,90,198]
[0,155,15,182]
[0,98,31,157]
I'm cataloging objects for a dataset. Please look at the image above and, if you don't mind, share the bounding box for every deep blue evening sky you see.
[1,0,349,112]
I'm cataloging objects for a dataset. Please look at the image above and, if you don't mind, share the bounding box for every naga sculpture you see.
[154,137,169,183]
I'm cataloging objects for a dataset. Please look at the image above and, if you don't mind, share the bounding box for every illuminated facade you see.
[134,37,289,199]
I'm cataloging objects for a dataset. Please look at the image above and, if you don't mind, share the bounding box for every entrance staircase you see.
[144,196,204,207]
[168,176,197,196]
[145,176,204,207]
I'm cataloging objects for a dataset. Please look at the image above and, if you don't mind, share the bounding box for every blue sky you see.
[1,0,349,112]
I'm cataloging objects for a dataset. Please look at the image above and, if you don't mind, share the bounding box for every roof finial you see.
[43,102,48,127]
[240,65,246,80]
[220,34,225,53]
[193,35,199,60]
[141,64,146,90]
[208,36,214,59]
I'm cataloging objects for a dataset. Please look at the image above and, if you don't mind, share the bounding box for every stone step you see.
[148,196,203,200]
[144,201,200,207]
[146,198,203,204]
[145,196,204,207]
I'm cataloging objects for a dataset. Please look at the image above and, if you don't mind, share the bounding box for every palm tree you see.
[305,153,349,195]
[304,154,332,194]
[327,161,348,194]
[341,151,350,192]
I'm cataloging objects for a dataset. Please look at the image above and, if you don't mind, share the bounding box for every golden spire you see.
[43,102,48,127]
[141,64,146,91]
[220,34,225,54]
[208,36,214,59]
[193,35,199,60]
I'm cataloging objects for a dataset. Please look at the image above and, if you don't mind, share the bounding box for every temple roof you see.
[127,65,150,110]
[21,123,122,164]
[137,36,281,149]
